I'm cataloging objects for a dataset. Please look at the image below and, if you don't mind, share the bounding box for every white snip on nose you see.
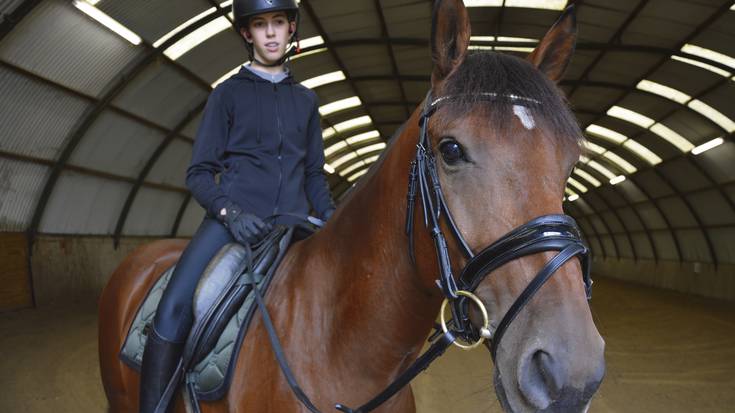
[513,105,535,130]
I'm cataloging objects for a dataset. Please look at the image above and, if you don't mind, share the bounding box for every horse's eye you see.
[439,140,465,165]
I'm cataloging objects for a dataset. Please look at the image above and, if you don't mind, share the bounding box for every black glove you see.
[217,201,272,245]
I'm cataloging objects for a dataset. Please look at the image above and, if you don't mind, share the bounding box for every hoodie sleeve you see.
[186,86,231,217]
[303,93,335,218]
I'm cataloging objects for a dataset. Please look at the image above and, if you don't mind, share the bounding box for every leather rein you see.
[248,91,593,413]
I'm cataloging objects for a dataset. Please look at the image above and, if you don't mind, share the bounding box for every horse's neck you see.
[290,119,442,379]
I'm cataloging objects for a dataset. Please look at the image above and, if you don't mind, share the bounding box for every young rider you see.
[139,1,335,411]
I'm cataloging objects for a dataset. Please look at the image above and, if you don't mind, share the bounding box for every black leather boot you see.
[139,325,185,413]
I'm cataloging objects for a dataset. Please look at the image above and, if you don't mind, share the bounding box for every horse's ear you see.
[527,4,577,83]
[431,0,471,88]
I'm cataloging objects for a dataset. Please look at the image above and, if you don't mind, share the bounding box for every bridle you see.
[406,91,593,359]
[248,91,594,413]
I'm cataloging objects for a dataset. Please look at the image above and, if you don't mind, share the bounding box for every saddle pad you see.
[119,225,305,401]
[119,264,176,367]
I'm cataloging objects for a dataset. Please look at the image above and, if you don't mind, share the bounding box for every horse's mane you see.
[437,51,584,146]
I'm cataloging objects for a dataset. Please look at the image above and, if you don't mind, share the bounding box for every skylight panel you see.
[574,169,601,187]
[584,141,606,154]
[603,151,637,174]
[356,142,386,156]
[623,139,662,165]
[607,106,655,129]
[691,137,724,155]
[586,124,627,144]
[73,1,142,45]
[363,155,380,164]
[568,177,588,193]
[687,100,735,133]
[506,0,566,10]
[319,97,362,116]
[495,46,534,53]
[587,161,617,180]
[299,36,324,49]
[334,116,372,133]
[164,16,231,60]
[464,0,566,9]
[346,130,380,145]
[323,163,335,174]
[649,124,694,152]
[470,36,496,42]
[347,169,368,182]
[332,152,358,169]
[637,80,691,104]
[301,71,345,89]
[609,175,626,185]
[496,36,537,42]
[339,161,366,177]
[322,127,336,139]
[324,141,347,157]
[153,7,217,48]
[681,44,735,71]
[671,55,731,78]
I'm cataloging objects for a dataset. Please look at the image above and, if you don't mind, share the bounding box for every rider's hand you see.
[218,201,272,244]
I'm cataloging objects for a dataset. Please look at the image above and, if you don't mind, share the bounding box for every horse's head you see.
[422,1,605,411]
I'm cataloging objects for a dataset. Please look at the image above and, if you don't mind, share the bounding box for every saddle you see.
[119,224,314,408]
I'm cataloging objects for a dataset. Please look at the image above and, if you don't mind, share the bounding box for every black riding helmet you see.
[233,0,300,66]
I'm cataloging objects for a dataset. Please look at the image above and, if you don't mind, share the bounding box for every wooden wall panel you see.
[0,232,33,311]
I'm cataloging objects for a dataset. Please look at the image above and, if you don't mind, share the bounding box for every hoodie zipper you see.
[272,81,284,216]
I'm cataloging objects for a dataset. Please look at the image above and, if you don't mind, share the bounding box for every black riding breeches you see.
[153,216,234,342]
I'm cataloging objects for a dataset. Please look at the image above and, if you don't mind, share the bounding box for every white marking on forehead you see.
[513,105,535,130]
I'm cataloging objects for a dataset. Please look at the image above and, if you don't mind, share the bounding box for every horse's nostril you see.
[534,350,563,398]
[518,350,565,410]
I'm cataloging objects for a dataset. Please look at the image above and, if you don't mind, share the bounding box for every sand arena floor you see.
[1,277,733,412]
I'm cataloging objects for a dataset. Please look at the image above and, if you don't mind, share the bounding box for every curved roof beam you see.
[112,102,206,247]
[565,188,620,258]
[570,163,662,263]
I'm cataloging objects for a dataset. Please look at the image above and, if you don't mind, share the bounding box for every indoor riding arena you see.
[1,1,734,412]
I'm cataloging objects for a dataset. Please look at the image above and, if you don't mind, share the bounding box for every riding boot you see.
[139,325,184,413]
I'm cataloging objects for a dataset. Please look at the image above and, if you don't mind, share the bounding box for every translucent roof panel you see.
[69,110,167,179]
[97,0,212,45]
[112,61,209,129]
[0,0,141,96]
[39,172,131,234]
[0,160,49,232]
[147,139,193,188]
[0,66,90,160]
[122,188,186,236]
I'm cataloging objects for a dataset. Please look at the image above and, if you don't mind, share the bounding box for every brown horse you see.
[98,1,605,412]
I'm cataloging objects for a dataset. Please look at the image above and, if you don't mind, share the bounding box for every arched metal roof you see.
[0,0,733,267]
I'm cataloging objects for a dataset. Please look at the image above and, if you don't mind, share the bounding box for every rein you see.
[249,91,593,413]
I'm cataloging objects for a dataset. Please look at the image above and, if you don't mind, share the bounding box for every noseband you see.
[253,91,594,413]
[406,91,593,359]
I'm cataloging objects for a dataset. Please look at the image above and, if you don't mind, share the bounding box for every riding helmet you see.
[233,0,299,30]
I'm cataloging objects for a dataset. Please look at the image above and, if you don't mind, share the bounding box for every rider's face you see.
[241,12,295,65]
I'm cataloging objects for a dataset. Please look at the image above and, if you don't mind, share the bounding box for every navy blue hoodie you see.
[186,66,334,225]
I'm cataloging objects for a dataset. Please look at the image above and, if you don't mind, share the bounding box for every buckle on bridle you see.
[439,290,491,350]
